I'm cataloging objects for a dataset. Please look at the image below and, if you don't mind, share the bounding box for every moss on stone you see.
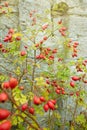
[52,2,69,16]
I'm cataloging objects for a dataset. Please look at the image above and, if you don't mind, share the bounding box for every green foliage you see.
[56,64,70,83]
[75,114,86,125]
[75,114,87,130]
[13,87,27,105]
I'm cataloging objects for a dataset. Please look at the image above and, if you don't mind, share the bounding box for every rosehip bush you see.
[0,1,87,130]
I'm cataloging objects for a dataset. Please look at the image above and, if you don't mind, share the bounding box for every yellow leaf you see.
[8,7,13,13]
[36,63,40,68]
[35,77,46,86]
[70,126,74,130]
[13,33,23,38]
[43,128,50,130]
[15,67,21,75]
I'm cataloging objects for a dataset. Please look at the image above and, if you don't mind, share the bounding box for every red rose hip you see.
[29,107,34,115]
[0,109,10,120]
[0,120,11,130]
[9,77,18,89]
[0,92,8,102]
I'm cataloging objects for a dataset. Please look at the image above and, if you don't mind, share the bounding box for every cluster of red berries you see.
[33,96,56,112]
[70,74,87,87]
[69,76,81,97]
[70,76,81,88]
[70,76,80,87]
[75,60,87,72]
[0,77,13,130]
[0,2,9,14]
[0,93,11,130]
[3,77,18,89]
[33,96,46,105]
[29,10,37,26]
[72,42,79,58]
[3,28,21,43]
[35,36,48,48]
[46,79,65,94]
[36,48,57,60]
[46,79,65,95]
[0,108,11,130]
[29,10,36,18]
[42,23,49,30]
[58,19,67,36]
[4,29,14,42]
[15,96,57,115]
[21,96,46,114]
[21,103,35,115]
[55,86,65,95]
[59,26,67,37]
[0,77,12,130]
[0,43,8,53]
[46,79,58,88]
[69,91,80,97]
[43,99,56,112]
[36,54,46,60]
[58,20,79,58]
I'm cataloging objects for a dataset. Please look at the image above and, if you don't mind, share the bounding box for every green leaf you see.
[75,114,86,125]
